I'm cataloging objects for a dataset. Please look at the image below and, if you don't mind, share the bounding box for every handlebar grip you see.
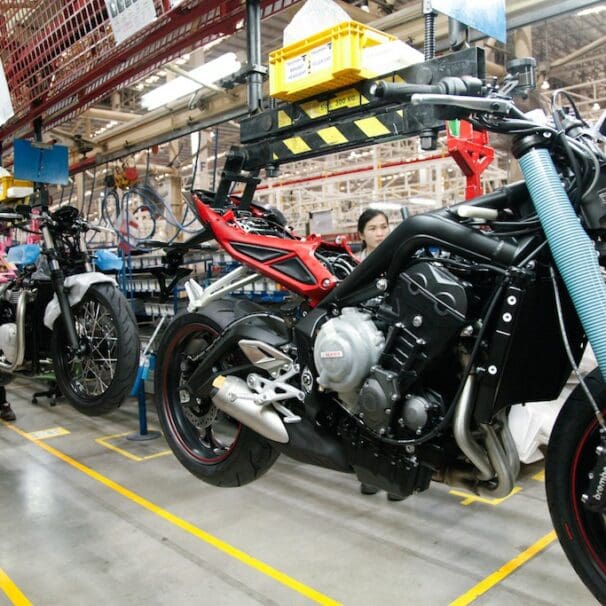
[371,76,484,103]
[371,81,439,101]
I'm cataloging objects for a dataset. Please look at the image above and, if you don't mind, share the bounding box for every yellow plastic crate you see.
[269,21,396,102]
[0,176,34,202]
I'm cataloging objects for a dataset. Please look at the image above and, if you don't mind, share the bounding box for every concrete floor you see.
[0,379,598,606]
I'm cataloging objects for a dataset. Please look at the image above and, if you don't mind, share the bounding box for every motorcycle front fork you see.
[42,226,85,355]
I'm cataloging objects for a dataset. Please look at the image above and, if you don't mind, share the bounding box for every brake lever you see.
[411,94,515,115]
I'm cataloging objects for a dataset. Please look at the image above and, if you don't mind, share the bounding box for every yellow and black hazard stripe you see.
[239,48,485,169]
[264,108,408,164]
[242,73,413,145]
[241,83,386,145]
[241,47,485,148]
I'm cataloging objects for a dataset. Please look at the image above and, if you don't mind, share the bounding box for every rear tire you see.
[154,300,280,487]
[51,283,140,416]
[546,367,606,603]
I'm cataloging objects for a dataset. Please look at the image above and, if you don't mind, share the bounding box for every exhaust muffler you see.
[211,375,289,443]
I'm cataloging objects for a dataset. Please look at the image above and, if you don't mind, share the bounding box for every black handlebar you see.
[371,76,484,103]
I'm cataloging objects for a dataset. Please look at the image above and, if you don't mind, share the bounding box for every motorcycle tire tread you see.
[51,283,140,416]
[154,301,280,487]
[546,367,606,605]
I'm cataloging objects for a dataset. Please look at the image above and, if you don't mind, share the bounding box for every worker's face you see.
[360,215,389,252]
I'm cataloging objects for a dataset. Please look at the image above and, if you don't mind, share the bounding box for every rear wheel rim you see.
[162,323,240,464]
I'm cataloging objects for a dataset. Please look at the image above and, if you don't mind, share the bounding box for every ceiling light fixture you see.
[408,197,438,206]
[141,53,241,110]
[577,5,606,16]
[370,201,405,210]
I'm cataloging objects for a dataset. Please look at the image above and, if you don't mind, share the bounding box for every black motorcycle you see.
[0,202,139,416]
[154,56,606,602]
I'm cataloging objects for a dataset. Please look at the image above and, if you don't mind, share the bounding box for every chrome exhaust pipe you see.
[498,410,521,480]
[211,375,289,444]
[453,375,494,481]
[450,374,519,498]
[0,291,29,372]
[479,423,515,498]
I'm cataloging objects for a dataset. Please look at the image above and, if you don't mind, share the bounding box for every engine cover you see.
[381,262,467,379]
[313,308,385,395]
[0,323,18,363]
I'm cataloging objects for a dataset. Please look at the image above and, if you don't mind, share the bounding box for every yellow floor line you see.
[27,427,70,440]
[0,567,32,606]
[449,486,522,506]
[96,433,147,462]
[449,530,557,605]
[96,432,171,462]
[4,421,340,606]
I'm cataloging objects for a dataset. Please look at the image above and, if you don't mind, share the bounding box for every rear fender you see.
[185,311,291,397]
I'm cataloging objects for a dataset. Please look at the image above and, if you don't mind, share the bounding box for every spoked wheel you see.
[546,368,606,603]
[51,283,140,416]
[154,302,279,487]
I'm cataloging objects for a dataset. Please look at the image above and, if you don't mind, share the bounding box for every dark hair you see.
[357,208,389,249]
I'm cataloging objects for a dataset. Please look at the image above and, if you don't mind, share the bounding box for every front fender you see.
[43,272,117,330]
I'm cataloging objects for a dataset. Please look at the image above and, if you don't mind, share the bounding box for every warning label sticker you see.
[284,42,332,83]
[285,54,308,82]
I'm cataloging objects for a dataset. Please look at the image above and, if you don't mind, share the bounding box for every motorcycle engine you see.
[0,285,20,364]
[350,261,467,436]
[313,308,385,406]
[0,323,18,364]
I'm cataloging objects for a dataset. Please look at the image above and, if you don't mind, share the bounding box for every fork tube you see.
[42,225,81,352]
[80,232,93,272]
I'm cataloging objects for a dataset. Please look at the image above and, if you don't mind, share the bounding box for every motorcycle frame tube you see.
[321,211,520,307]
[193,186,523,310]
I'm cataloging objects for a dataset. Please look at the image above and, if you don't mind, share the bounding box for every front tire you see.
[154,300,280,487]
[51,283,140,416]
[546,368,606,603]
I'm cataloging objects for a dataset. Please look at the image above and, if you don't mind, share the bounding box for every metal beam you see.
[551,34,606,68]
[506,0,604,31]
[77,86,250,169]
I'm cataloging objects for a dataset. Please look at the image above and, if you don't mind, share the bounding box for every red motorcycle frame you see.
[193,192,354,307]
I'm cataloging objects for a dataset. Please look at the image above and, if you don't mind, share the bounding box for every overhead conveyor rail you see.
[0,0,300,146]
[237,47,485,171]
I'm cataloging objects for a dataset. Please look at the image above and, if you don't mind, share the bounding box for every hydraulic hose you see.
[518,147,606,380]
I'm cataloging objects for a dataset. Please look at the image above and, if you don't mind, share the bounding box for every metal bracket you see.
[222,63,269,89]
[238,48,486,171]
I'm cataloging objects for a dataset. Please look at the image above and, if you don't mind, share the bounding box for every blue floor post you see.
[127,354,161,442]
